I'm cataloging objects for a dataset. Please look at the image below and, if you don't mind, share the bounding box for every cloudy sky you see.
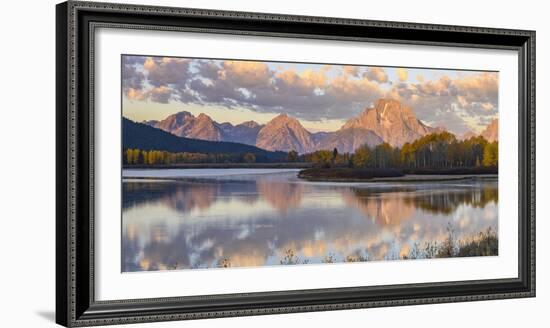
[122,55,498,134]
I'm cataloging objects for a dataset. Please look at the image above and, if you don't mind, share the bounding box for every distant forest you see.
[302,131,498,169]
[124,130,498,169]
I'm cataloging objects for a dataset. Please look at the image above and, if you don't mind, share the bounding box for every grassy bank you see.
[298,168,404,181]
[212,227,499,268]
[298,167,498,182]
[403,227,498,260]
[157,227,498,270]
[273,227,498,267]
[403,167,498,175]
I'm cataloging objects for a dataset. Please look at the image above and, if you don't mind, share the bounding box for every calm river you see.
[122,169,498,272]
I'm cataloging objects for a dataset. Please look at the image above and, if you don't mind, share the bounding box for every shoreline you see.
[297,167,498,183]
[123,162,313,169]
[298,174,498,183]
[123,168,301,180]
[121,166,498,183]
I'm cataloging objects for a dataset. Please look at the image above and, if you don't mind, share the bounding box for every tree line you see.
[297,132,498,169]
[124,149,257,165]
[124,132,498,169]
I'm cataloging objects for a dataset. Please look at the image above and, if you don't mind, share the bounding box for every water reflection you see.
[122,171,498,272]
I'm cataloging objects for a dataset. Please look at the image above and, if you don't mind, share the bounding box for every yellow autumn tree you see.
[352,145,371,168]
[125,149,134,164]
[482,142,498,167]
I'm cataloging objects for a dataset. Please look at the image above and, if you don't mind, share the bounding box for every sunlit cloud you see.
[396,68,409,82]
[342,65,360,77]
[390,72,499,133]
[365,67,389,83]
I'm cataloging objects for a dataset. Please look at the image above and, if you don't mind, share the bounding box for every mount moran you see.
[143,99,498,154]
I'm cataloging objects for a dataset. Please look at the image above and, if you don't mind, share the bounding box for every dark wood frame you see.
[56,1,536,326]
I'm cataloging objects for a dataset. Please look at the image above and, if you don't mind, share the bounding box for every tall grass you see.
[191,226,498,270]
[280,249,310,265]
[281,226,498,264]
[404,226,497,260]
[457,227,498,257]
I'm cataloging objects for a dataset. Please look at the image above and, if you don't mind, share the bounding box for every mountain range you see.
[123,118,287,162]
[142,98,498,154]
[144,111,261,145]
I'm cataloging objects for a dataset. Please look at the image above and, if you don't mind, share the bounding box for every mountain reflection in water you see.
[122,170,498,272]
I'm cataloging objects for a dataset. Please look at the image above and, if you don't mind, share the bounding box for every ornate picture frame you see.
[56,1,535,326]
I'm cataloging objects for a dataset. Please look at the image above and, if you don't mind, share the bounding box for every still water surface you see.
[122,169,498,272]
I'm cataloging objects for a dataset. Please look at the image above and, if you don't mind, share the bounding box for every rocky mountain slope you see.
[340,99,437,147]
[480,118,498,142]
[315,128,383,153]
[152,111,223,141]
[222,120,263,145]
[255,114,315,153]
[147,111,263,145]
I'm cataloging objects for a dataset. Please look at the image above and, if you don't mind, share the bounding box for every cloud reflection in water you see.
[122,171,498,272]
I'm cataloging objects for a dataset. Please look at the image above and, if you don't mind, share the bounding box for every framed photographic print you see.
[56,1,535,326]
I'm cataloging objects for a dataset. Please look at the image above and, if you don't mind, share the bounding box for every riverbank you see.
[123,162,313,169]
[123,168,301,179]
[298,167,498,182]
